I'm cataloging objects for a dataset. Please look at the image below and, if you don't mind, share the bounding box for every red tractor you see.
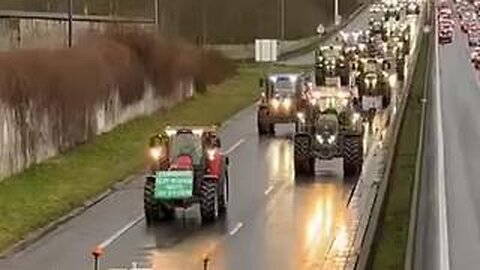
[144,126,229,224]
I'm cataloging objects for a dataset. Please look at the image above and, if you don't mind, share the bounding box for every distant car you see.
[439,29,453,44]
[470,47,480,62]
[461,20,476,33]
[439,18,454,29]
[468,34,480,46]
[473,55,480,69]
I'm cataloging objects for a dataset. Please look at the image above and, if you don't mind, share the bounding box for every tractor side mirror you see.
[259,78,265,88]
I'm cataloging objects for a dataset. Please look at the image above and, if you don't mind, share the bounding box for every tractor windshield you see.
[169,133,203,165]
[273,77,296,94]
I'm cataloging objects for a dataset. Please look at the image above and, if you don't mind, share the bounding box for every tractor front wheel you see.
[144,177,160,224]
[343,135,364,177]
[200,179,219,223]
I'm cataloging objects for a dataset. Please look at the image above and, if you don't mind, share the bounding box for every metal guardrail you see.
[354,2,430,269]
[0,10,154,24]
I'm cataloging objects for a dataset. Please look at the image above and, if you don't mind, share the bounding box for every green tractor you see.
[257,73,307,135]
[144,126,229,224]
[294,87,364,177]
[356,59,392,120]
[314,45,351,86]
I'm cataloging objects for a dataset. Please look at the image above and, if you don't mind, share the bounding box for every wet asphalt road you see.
[0,5,424,270]
[415,19,480,269]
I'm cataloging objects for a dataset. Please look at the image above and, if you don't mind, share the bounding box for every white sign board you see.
[362,96,383,110]
[255,39,279,62]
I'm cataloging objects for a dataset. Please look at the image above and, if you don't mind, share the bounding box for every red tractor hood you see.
[170,155,193,170]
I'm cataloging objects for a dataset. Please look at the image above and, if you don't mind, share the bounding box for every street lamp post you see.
[68,0,73,47]
[154,0,161,33]
[280,0,285,39]
[334,0,340,25]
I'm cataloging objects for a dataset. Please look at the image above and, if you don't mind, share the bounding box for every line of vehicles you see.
[452,0,480,69]
[257,1,416,180]
[141,0,418,225]
[439,0,480,69]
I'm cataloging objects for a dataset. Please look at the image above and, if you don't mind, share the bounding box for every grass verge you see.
[368,31,431,268]
[0,64,301,253]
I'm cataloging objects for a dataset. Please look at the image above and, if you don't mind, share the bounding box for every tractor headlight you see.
[283,98,292,109]
[352,112,361,123]
[165,128,177,137]
[149,147,163,160]
[297,112,306,123]
[207,149,216,161]
[271,98,280,109]
[327,135,336,144]
[193,129,204,136]
[315,135,324,144]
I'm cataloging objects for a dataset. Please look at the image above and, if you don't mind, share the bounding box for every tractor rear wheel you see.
[343,135,364,176]
[200,179,219,223]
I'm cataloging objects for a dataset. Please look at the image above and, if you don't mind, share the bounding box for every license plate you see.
[154,171,194,199]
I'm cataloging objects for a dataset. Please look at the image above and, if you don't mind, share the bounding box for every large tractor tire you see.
[396,60,405,81]
[343,135,364,176]
[340,69,350,86]
[144,177,160,224]
[294,135,314,176]
[200,178,219,223]
[257,108,271,136]
[218,169,229,214]
[294,157,315,176]
[315,69,326,86]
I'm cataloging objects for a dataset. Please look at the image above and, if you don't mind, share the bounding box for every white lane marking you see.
[264,185,274,195]
[229,222,244,236]
[97,215,144,250]
[434,9,451,270]
[224,139,245,155]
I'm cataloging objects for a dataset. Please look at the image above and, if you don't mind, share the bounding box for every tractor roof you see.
[159,126,219,137]
[267,73,302,82]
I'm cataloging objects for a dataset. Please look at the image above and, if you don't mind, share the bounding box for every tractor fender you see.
[206,149,223,180]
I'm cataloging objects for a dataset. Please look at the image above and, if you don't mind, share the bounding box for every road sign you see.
[255,39,279,62]
[154,171,194,199]
[316,24,325,35]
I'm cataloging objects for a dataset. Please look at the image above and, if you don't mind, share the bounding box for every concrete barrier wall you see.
[0,76,193,180]
[0,15,154,50]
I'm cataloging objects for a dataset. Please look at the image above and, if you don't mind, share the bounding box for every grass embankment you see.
[0,64,298,253]
[368,33,431,268]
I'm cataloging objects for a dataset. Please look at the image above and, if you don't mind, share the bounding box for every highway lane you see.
[0,8,423,270]
[435,22,480,269]
[417,19,480,269]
